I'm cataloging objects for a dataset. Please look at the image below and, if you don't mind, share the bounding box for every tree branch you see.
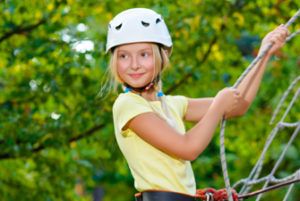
[0,19,47,43]
[69,124,105,143]
[165,0,246,94]
[166,23,226,94]
[0,123,105,160]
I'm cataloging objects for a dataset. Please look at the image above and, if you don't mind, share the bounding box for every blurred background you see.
[0,0,299,200]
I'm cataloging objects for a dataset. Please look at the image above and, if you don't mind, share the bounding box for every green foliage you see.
[0,0,299,200]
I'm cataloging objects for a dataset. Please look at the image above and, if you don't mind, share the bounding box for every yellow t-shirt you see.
[112,92,196,195]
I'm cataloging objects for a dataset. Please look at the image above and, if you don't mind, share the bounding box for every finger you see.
[278,25,290,35]
[276,27,289,38]
[235,91,241,97]
[234,94,240,100]
[272,34,285,43]
[274,33,286,44]
[269,34,284,44]
[232,89,240,95]
[277,30,289,39]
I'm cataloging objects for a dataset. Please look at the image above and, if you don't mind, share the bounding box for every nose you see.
[131,56,140,71]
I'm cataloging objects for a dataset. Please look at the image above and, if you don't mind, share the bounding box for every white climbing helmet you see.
[106,8,172,52]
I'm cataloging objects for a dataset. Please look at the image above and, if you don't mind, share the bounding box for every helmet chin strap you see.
[124,74,160,93]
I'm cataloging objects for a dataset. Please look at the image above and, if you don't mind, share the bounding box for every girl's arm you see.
[233,25,289,116]
[126,88,239,161]
[184,25,289,122]
[184,98,213,122]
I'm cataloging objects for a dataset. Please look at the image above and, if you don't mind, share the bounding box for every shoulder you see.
[165,95,188,117]
[166,95,188,102]
[165,95,188,107]
[112,92,154,133]
[113,93,147,109]
[113,93,146,107]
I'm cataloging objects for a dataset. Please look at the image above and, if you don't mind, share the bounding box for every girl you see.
[106,8,289,201]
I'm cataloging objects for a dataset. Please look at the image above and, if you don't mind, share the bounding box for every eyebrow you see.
[118,47,152,53]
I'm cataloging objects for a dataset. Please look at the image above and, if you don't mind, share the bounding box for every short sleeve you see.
[113,93,153,136]
[167,95,188,119]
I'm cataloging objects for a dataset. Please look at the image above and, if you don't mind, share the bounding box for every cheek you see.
[117,60,128,73]
[142,58,155,71]
[116,64,127,82]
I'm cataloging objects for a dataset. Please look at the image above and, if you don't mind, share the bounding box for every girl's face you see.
[116,43,156,88]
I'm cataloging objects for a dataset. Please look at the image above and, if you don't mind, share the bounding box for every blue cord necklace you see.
[124,86,164,97]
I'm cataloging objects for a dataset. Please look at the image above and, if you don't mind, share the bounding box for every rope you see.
[282,184,294,201]
[255,106,300,201]
[270,76,299,124]
[220,120,234,201]
[233,11,300,89]
[219,9,300,201]
[283,170,300,201]
[234,169,300,188]
[278,121,299,129]
[286,29,300,41]
[238,82,299,195]
[238,178,300,200]
[241,83,299,195]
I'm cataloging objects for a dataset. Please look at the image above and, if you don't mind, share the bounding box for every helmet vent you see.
[156,18,161,24]
[141,21,150,27]
[115,23,122,30]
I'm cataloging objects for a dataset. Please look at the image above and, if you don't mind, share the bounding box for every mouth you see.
[128,73,144,79]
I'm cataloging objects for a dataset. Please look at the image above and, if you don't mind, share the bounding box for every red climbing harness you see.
[196,188,239,201]
[135,188,239,201]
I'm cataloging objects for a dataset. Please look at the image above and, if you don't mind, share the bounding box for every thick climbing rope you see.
[219,9,300,201]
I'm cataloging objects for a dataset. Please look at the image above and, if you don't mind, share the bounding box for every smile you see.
[129,73,144,79]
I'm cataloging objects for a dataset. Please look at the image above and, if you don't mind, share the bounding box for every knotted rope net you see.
[220,9,300,201]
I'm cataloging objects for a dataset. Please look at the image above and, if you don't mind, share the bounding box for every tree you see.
[0,0,299,200]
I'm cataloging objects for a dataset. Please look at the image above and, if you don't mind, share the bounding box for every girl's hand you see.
[259,24,289,56]
[215,88,242,118]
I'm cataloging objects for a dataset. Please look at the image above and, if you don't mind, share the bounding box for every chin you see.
[128,84,145,88]
[127,80,151,88]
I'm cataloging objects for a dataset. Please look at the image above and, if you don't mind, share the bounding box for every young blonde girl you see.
[106,8,289,201]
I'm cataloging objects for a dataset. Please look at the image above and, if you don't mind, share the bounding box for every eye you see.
[141,51,151,58]
[118,53,128,59]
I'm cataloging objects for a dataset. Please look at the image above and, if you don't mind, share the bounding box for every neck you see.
[128,87,158,101]
[124,75,163,101]
[140,88,158,101]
